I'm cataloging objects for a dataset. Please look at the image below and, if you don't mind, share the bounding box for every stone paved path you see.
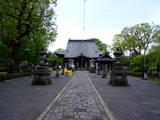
[40,71,110,120]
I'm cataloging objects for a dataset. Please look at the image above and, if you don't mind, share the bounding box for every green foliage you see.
[120,56,130,66]
[48,53,63,68]
[0,0,57,72]
[112,23,160,56]
[0,42,10,70]
[0,72,32,82]
[18,39,41,64]
[112,23,160,75]
[57,48,64,51]
[147,46,160,68]
[129,55,144,72]
[88,38,109,51]
[127,71,143,77]
[0,72,7,75]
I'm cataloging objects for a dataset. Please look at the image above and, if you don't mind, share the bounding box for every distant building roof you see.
[99,52,111,58]
[55,39,104,58]
[97,52,115,63]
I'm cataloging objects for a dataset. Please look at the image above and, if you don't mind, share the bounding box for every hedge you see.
[127,71,143,77]
[0,72,32,82]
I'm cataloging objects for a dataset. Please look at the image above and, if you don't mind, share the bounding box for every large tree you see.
[88,38,110,52]
[0,0,57,73]
[112,23,159,56]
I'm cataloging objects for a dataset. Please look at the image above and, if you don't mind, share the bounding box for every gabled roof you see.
[97,52,115,63]
[99,52,111,58]
[55,39,104,58]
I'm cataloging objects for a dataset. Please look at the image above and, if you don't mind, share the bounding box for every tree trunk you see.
[9,43,20,73]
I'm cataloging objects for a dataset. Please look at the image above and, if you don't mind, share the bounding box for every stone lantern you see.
[109,48,129,86]
[97,63,102,75]
[32,51,52,85]
[90,59,96,73]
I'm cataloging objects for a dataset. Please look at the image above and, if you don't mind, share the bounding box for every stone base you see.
[109,73,129,86]
[32,75,52,85]
[102,73,107,78]
[32,66,52,85]
[97,71,101,75]
[111,82,129,86]
[89,67,96,73]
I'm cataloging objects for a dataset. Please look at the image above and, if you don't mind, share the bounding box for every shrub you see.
[127,71,143,77]
[0,72,32,82]
[129,55,144,72]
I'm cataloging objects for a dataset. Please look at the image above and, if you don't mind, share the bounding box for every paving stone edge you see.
[87,74,118,120]
[36,76,74,120]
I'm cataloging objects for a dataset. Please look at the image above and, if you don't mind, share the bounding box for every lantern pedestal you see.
[32,52,52,85]
[32,66,52,85]
[109,50,129,86]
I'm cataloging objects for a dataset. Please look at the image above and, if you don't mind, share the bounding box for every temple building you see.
[55,39,104,69]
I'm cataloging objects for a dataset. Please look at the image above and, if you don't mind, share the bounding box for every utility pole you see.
[83,0,86,39]
[143,48,148,80]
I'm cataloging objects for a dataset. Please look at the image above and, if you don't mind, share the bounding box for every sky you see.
[48,0,160,52]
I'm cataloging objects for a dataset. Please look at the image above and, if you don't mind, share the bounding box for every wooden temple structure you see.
[55,40,128,86]
[55,39,114,70]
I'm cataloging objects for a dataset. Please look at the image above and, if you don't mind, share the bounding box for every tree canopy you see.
[0,0,57,73]
[112,23,160,74]
[112,23,160,56]
[88,38,110,52]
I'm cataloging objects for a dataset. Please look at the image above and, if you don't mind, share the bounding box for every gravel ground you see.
[0,72,71,120]
[88,73,160,120]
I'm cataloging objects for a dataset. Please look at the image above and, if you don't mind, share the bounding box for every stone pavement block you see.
[39,71,111,120]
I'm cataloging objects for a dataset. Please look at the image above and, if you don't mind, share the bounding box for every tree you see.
[48,53,63,69]
[112,23,160,79]
[0,0,57,73]
[112,23,159,56]
[0,42,10,71]
[112,34,127,52]
[88,38,109,51]
[130,55,144,72]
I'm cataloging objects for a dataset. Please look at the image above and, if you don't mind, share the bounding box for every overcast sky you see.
[48,0,160,52]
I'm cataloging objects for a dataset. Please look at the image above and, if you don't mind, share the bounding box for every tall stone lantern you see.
[32,51,52,85]
[109,49,129,86]
[89,59,96,73]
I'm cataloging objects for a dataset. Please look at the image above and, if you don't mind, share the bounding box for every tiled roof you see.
[96,52,115,63]
[56,39,104,58]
